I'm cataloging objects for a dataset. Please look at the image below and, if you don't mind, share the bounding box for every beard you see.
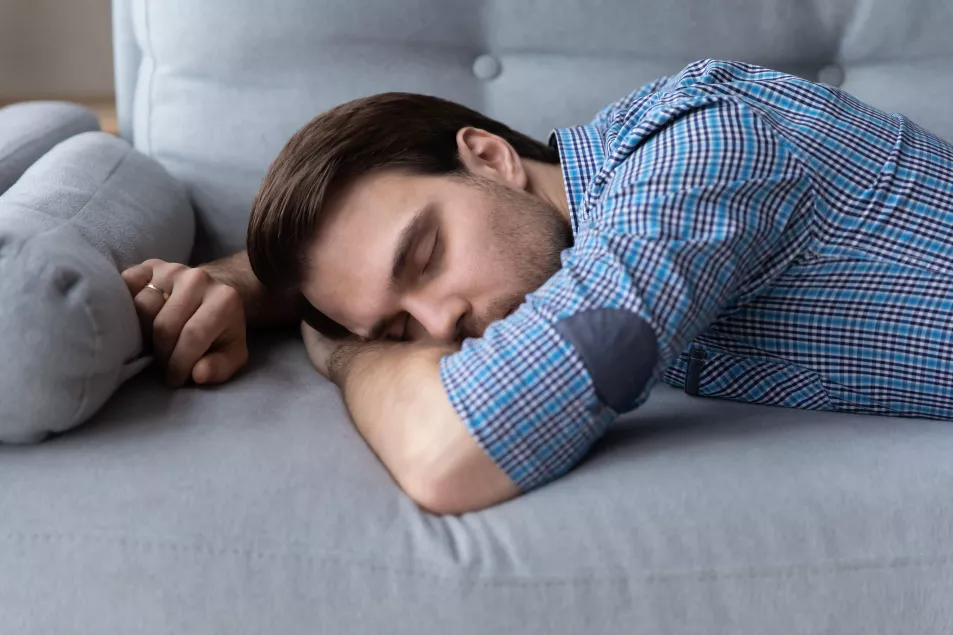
[461,175,573,338]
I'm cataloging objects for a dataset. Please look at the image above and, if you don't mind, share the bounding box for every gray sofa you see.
[2,0,953,633]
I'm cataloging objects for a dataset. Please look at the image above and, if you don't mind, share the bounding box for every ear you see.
[455,127,528,190]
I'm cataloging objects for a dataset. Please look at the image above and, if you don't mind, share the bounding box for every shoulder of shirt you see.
[588,59,795,137]
[573,60,804,231]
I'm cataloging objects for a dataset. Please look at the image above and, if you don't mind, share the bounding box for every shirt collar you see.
[549,122,606,235]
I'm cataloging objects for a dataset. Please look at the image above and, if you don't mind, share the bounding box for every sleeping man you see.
[121,60,953,514]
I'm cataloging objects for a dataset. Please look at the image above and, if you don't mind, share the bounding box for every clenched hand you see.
[121,259,249,386]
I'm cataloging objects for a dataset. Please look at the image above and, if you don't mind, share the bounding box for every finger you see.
[165,304,225,387]
[192,344,248,385]
[131,263,183,325]
[133,287,170,333]
[165,287,243,386]
[151,269,207,368]
[120,262,154,297]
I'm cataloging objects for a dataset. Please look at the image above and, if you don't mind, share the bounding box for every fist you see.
[121,259,249,386]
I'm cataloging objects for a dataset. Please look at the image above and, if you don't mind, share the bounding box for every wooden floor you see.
[83,98,118,135]
[0,96,118,135]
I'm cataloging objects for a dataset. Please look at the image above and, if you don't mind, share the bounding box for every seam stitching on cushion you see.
[144,0,155,154]
[17,144,133,251]
[65,277,104,427]
[65,147,134,245]
[4,530,951,586]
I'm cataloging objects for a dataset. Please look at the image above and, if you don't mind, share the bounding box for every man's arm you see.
[302,324,519,515]
[122,250,300,385]
[200,251,297,328]
[302,99,815,513]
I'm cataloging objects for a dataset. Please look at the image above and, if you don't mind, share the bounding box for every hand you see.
[121,259,249,387]
[301,321,360,381]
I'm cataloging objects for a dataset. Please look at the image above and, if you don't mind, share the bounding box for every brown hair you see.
[246,92,560,337]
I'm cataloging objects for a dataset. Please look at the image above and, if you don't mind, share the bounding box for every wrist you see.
[327,341,365,386]
[197,263,244,300]
[201,254,297,328]
[330,341,458,388]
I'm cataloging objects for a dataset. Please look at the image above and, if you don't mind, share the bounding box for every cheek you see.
[451,217,505,284]
[442,193,525,297]
[445,229,521,311]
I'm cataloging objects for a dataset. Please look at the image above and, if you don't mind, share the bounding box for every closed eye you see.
[382,228,440,343]
[422,230,440,277]
[399,312,411,341]
[381,312,411,342]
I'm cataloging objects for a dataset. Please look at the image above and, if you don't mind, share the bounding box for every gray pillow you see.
[0,102,100,195]
[0,131,194,442]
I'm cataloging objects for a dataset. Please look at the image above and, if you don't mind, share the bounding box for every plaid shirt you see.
[439,59,953,493]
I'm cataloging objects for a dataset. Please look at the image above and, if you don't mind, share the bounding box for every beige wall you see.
[0,0,114,100]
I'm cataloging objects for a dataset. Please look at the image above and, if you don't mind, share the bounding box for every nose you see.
[402,289,468,343]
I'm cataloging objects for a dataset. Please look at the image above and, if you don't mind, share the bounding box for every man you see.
[121,59,953,515]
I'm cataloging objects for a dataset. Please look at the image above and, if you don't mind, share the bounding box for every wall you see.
[0,0,114,100]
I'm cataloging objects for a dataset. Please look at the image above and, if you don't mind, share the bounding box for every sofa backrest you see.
[112,0,953,262]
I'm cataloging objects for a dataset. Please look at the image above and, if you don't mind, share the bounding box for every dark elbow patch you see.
[553,308,659,411]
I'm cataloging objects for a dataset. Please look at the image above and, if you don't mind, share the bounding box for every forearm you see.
[200,251,297,328]
[329,341,518,514]
[329,342,458,489]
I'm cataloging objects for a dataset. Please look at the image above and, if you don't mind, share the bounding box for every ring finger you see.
[132,269,179,334]
[152,272,206,367]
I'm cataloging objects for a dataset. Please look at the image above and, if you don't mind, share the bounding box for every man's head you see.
[247,93,573,343]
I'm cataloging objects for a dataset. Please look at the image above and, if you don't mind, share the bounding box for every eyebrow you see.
[391,205,431,286]
[363,205,432,341]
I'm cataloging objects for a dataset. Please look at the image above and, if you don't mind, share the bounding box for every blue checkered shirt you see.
[439,59,953,493]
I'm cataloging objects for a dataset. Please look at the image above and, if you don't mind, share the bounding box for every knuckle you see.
[214,284,243,309]
[147,259,174,275]
[179,266,210,287]
[133,293,157,314]
[159,265,185,283]
[171,270,200,294]
[152,314,177,341]
[152,260,180,274]
[217,282,240,300]
[180,321,211,347]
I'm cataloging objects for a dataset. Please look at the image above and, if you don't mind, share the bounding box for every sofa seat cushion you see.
[1,332,951,633]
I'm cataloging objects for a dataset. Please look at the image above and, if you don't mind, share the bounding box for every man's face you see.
[301,169,572,343]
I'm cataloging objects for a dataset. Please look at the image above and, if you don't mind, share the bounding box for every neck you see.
[524,159,571,224]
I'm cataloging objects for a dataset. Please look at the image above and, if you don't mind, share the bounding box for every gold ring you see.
[144,282,170,302]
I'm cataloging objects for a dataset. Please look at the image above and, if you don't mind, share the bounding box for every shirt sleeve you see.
[439,99,816,493]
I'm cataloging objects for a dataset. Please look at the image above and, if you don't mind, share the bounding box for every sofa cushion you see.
[118,0,953,261]
[2,332,953,634]
[0,132,194,442]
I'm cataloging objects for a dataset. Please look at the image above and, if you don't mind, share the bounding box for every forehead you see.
[300,170,431,330]
[328,169,426,223]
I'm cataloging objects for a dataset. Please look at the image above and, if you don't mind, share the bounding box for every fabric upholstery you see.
[121,0,953,262]
[2,333,953,634]
[0,101,99,195]
[0,132,193,442]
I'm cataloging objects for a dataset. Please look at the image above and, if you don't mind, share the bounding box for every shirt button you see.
[472,54,502,81]
[817,64,845,87]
